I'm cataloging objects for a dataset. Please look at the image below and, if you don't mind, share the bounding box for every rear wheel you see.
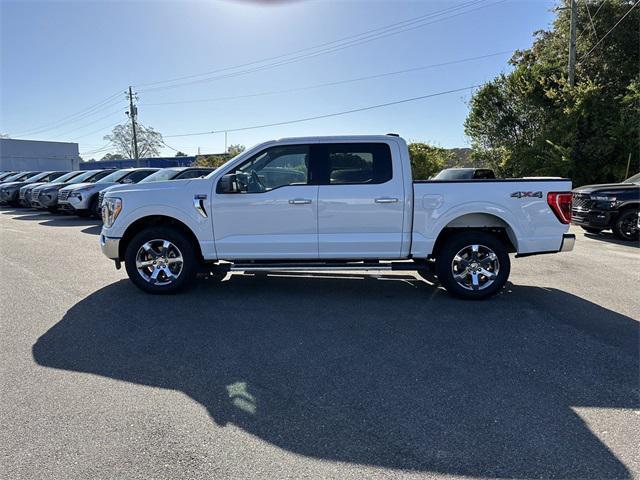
[581,227,602,235]
[124,227,198,294]
[435,231,510,300]
[612,209,639,241]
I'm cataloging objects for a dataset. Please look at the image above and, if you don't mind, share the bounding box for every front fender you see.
[103,203,217,260]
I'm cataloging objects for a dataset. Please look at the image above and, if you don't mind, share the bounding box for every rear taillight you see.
[547,192,572,224]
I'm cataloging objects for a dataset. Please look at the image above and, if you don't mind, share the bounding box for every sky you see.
[0,0,556,158]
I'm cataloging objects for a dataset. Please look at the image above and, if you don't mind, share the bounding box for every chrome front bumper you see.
[559,233,575,252]
[100,234,121,259]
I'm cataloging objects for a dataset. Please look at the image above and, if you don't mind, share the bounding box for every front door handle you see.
[289,198,312,205]
[374,197,399,204]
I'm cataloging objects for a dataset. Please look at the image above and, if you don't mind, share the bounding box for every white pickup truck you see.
[99,135,574,299]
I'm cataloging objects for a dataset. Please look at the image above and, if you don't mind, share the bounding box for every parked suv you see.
[0,171,63,206]
[572,172,640,241]
[31,169,115,212]
[19,171,70,207]
[58,168,159,217]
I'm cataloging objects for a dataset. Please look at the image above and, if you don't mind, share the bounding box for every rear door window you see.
[315,143,392,185]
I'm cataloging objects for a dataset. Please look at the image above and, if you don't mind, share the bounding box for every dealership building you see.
[0,138,80,171]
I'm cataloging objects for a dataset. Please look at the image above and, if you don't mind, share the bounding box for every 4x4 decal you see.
[511,191,542,198]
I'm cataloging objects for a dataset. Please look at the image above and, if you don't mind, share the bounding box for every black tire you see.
[435,231,510,300]
[47,207,58,213]
[581,227,602,235]
[89,196,100,219]
[124,226,198,294]
[612,209,639,241]
[76,209,90,218]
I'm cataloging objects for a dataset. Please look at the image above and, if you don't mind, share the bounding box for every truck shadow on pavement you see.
[32,274,638,479]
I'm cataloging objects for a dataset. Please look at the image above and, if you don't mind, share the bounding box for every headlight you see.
[69,189,87,198]
[590,194,616,202]
[102,197,122,228]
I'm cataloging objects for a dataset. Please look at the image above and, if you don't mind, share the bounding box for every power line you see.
[580,0,639,61]
[135,0,487,90]
[583,0,599,40]
[48,109,124,140]
[69,121,123,142]
[11,91,124,137]
[79,143,115,156]
[160,139,182,153]
[138,0,504,93]
[142,50,512,107]
[164,84,479,138]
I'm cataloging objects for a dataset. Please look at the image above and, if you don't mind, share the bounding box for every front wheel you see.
[124,227,198,294]
[435,231,510,300]
[89,196,101,219]
[612,209,639,241]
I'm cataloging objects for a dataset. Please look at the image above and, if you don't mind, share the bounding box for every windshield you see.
[96,170,130,184]
[624,172,640,184]
[25,171,54,183]
[67,170,99,183]
[51,171,82,184]
[0,172,16,180]
[432,169,474,180]
[5,172,36,182]
[139,169,180,183]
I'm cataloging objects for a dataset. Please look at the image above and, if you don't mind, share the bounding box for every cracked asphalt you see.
[1,208,638,480]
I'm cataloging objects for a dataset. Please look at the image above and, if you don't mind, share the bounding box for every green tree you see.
[192,144,246,168]
[465,0,639,185]
[408,142,455,179]
[174,151,187,157]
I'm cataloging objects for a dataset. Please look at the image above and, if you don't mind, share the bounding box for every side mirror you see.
[216,174,239,193]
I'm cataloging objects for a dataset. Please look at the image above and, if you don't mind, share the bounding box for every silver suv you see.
[57,168,159,217]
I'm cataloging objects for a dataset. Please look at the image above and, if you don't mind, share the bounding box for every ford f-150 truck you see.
[99,135,575,299]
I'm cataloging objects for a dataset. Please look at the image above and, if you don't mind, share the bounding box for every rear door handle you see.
[289,198,312,204]
[374,197,399,204]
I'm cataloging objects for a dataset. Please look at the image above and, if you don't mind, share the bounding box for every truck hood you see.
[105,179,198,197]
[573,182,639,194]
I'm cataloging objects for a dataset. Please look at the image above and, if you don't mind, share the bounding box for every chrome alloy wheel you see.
[451,244,500,291]
[135,239,184,286]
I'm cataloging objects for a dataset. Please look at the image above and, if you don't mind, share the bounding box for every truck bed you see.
[410,178,572,257]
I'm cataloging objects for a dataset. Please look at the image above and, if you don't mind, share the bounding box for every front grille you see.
[19,189,26,200]
[572,193,592,212]
[59,190,71,201]
[98,191,106,209]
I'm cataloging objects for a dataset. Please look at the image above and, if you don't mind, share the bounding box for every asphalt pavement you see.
[1,208,638,480]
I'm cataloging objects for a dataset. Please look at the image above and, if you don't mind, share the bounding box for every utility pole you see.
[127,86,140,167]
[568,0,577,87]
[224,131,228,155]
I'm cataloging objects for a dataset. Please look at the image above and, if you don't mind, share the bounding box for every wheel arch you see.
[430,213,518,258]
[616,201,640,214]
[118,215,204,262]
